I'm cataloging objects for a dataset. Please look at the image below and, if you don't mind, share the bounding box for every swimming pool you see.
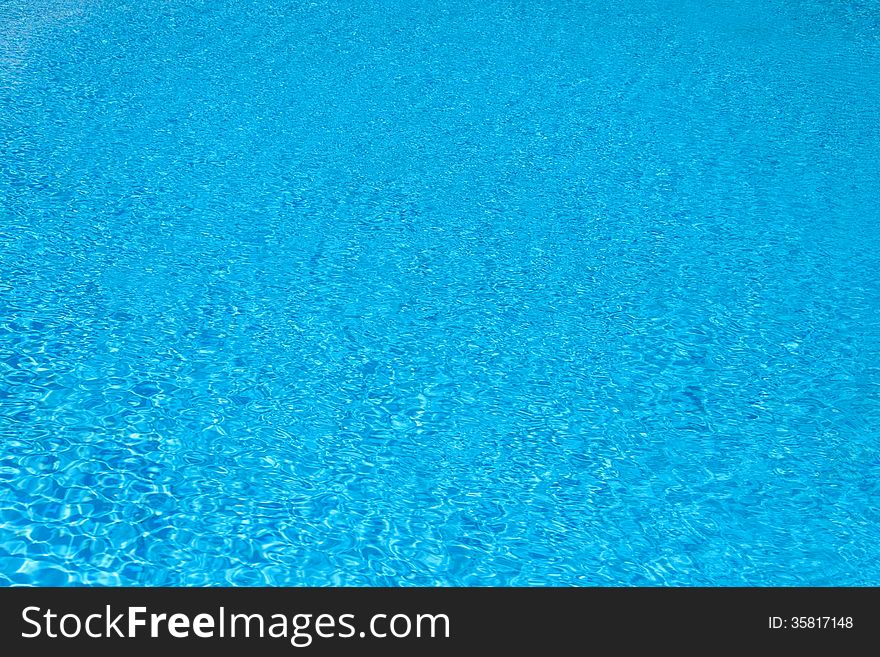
[1,0,878,586]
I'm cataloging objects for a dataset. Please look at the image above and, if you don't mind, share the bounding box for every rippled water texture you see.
[2,0,879,585]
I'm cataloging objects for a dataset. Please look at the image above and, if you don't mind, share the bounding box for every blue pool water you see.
[1,0,879,586]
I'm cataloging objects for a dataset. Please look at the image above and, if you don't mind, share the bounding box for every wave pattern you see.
[1,0,879,585]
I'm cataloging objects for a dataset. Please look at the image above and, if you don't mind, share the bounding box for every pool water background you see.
[1,0,878,585]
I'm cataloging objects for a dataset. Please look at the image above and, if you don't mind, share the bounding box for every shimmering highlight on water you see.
[1,0,879,585]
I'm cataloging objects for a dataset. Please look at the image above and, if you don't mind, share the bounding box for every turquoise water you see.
[1,0,879,586]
